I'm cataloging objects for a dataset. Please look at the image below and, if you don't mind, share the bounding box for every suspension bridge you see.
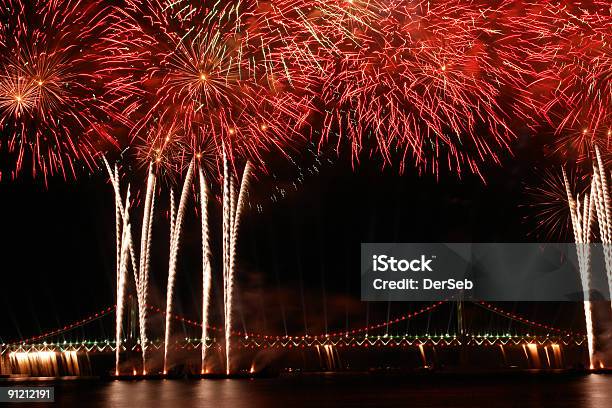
[0,299,590,378]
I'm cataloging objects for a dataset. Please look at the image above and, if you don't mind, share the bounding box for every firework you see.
[223,159,251,374]
[514,2,611,154]
[110,0,312,179]
[163,159,194,374]
[263,0,608,179]
[549,127,612,165]
[114,186,132,376]
[222,157,233,374]
[0,0,609,181]
[563,168,597,369]
[294,0,535,179]
[524,168,588,240]
[199,167,212,374]
[590,147,612,318]
[550,3,611,134]
[137,165,156,374]
[254,0,384,65]
[104,157,156,375]
[0,0,122,182]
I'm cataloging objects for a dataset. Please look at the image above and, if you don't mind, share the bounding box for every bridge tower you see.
[457,296,468,367]
[127,295,138,344]
[457,298,464,336]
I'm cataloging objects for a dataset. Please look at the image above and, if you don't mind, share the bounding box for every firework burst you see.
[524,167,589,241]
[0,0,122,182]
[513,2,612,144]
[111,0,312,179]
[549,126,612,166]
[551,3,611,135]
[309,0,535,179]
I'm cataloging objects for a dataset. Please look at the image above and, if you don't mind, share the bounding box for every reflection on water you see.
[19,373,611,408]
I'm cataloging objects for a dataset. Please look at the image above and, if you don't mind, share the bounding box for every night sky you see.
[0,130,584,343]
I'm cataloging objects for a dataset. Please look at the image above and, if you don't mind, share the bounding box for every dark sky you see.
[0,131,583,343]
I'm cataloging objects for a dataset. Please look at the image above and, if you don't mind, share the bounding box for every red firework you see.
[110,0,313,179]
[0,0,122,183]
[513,1,611,147]
[0,0,609,184]
[262,0,609,179]
[306,0,534,180]
[523,167,588,240]
[556,2,610,134]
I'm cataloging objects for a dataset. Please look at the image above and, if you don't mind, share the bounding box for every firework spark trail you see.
[198,167,212,374]
[103,158,129,375]
[225,164,238,374]
[104,157,155,373]
[126,215,141,324]
[564,168,596,369]
[592,169,609,242]
[102,159,122,291]
[103,159,140,285]
[595,147,612,234]
[163,159,194,374]
[142,176,156,370]
[137,164,156,374]
[227,171,236,374]
[592,147,612,315]
[115,186,132,376]
[144,173,156,322]
[231,162,252,290]
[222,161,252,374]
[222,153,231,373]
[169,189,176,248]
[221,151,242,374]
[581,186,596,370]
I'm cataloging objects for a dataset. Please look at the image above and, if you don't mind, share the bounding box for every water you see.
[9,373,612,407]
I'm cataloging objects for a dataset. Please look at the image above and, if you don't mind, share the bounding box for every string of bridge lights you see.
[476,301,584,337]
[7,300,585,347]
[7,306,116,346]
[151,301,447,340]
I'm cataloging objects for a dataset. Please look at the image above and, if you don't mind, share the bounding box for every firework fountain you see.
[110,153,250,375]
[114,188,132,376]
[103,159,130,375]
[222,157,252,374]
[163,159,195,374]
[591,148,612,318]
[199,166,212,374]
[104,159,141,376]
[137,165,156,374]
[104,158,157,375]
[563,169,596,368]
